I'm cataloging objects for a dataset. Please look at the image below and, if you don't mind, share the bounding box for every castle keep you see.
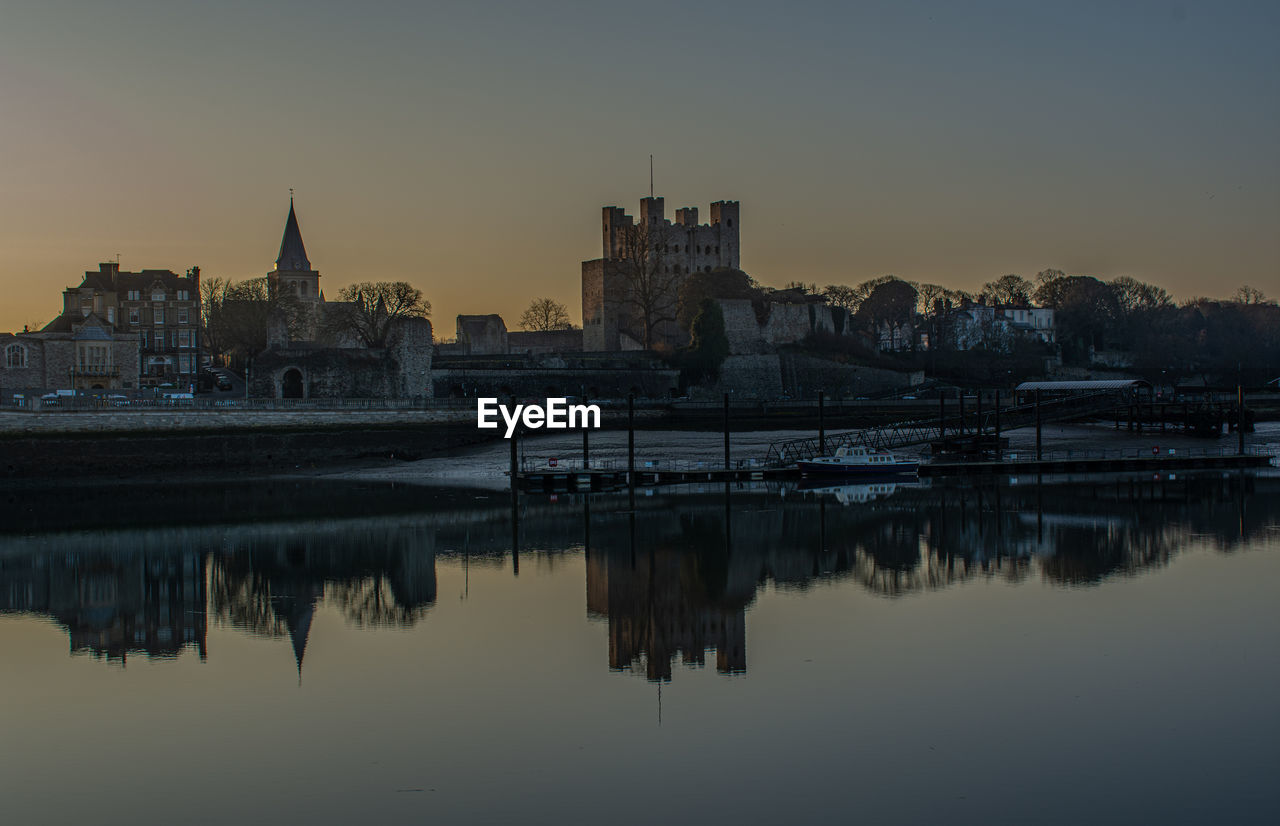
[582,196,740,351]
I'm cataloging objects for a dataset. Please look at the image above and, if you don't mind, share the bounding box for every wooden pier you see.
[515,452,1271,492]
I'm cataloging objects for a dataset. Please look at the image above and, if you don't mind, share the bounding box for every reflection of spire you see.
[286,596,317,684]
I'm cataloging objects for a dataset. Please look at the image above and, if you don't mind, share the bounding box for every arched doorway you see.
[281,368,304,399]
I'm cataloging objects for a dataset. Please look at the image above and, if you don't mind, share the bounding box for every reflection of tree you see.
[207,527,437,673]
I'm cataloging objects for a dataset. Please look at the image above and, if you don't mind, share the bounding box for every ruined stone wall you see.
[508,329,583,355]
[717,298,848,356]
[455,315,507,355]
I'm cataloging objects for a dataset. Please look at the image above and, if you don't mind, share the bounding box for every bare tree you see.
[326,281,431,347]
[822,284,860,312]
[981,274,1033,306]
[1235,285,1268,305]
[617,220,682,349]
[519,297,572,331]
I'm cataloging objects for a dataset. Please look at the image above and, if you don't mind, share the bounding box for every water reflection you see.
[1,472,1275,679]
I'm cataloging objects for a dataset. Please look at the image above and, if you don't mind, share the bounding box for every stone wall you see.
[0,335,49,394]
[433,365,680,400]
[249,317,432,400]
[717,298,846,355]
[690,355,784,400]
[508,329,583,355]
[456,315,508,355]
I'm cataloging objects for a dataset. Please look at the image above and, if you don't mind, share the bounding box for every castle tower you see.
[269,198,321,303]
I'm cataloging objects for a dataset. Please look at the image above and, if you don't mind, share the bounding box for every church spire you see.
[275,197,312,272]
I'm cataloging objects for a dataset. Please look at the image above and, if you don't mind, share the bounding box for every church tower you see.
[269,198,321,303]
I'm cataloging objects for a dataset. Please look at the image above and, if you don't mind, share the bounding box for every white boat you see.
[796,445,918,476]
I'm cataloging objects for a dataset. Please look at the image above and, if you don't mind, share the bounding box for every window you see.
[129,308,140,324]
[106,307,115,324]
[299,282,308,296]
[673,245,679,253]
[177,290,189,301]
[154,308,165,325]
[80,301,91,317]
[179,354,193,374]
[130,290,141,301]
[139,330,149,349]
[4,343,27,368]
[151,289,166,301]
[727,219,733,227]
[178,330,191,348]
[177,308,188,324]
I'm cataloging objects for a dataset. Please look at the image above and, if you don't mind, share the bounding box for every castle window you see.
[300,282,308,296]
[727,219,733,227]
[716,246,720,254]
[5,343,27,368]
[673,245,679,253]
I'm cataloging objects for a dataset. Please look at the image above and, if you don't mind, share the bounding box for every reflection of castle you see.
[0,550,207,663]
[588,548,746,681]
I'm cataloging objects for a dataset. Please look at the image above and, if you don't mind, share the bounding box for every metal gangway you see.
[762,391,1125,468]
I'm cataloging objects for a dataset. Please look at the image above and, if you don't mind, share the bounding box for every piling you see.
[627,392,635,487]
[723,393,731,470]
[1238,384,1246,455]
[1035,389,1043,461]
[582,396,589,469]
[818,390,826,455]
[994,389,1002,457]
[939,394,946,440]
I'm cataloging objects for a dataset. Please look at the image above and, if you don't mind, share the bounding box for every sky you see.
[1,0,1277,334]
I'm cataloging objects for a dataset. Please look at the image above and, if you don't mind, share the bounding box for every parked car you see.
[216,375,233,390]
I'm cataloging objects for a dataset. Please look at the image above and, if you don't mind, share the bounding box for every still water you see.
[2,473,1277,825]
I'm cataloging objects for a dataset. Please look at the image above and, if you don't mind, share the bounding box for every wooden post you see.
[723,393,731,470]
[582,396,589,470]
[994,389,1002,457]
[939,393,946,441]
[958,391,965,437]
[1035,389,1043,461]
[1238,384,1246,455]
[976,389,983,439]
[818,390,826,455]
[628,392,635,487]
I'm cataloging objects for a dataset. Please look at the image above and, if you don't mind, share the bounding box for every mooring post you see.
[628,392,635,487]
[958,391,965,437]
[994,389,1002,458]
[1238,384,1245,455]
[818,390,826,455]
[723,392,731,470]
[939,393,946,440]
[976,388,983,439]
[1035,389,1043,461]
[582,396,589,470]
